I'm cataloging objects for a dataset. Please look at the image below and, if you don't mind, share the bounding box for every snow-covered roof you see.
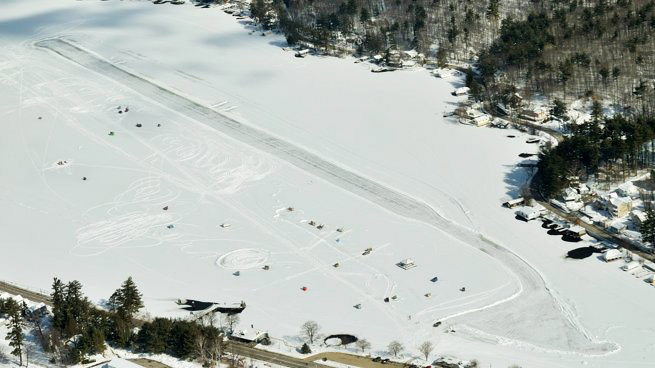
[609,222,627,230]
[603,249,622,260]
[403,50,418,58]
[234,329,267,342]
[631,210,647,222]
[609,196,632,206]
[103,358,143,368]
[568,225,586,234]
[617,182,639,196]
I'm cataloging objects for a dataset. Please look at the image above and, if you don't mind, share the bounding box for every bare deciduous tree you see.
[387,340,404,357]
[418,341,434,360]
[223,314,240,334]
[300,321,320,344]
[355,338,371,352]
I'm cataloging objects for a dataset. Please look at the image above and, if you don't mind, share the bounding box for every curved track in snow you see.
[34,38,616,355]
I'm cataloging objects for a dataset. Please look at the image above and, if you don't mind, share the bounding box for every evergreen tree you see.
[487,0,501,19]
[63,280,90,338]
[300,343,312,354]
[108,277,144,322]
[551,99,569,122]
[51,278,66,332]
[640,209,655,247]
[5,299,24,366]
[591,100,604,123]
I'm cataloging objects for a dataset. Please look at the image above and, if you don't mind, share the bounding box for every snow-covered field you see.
[1,1,654,367]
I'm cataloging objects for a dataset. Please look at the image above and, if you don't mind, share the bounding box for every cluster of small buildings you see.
[548,177,655,251]
[601,248,655,286]
[453,104,493,127]
[585,181,644,236]
[495,94,551,124]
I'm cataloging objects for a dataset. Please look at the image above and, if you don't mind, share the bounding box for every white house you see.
[295,49,310,58]
[608,197,633,218]
[609,221,627,233]
[577,183,591,195]
[402,60,417,67]
[453,87,470,96]
[403,49,419,58]
[503,197,525,208]
[631,210,648,226]
[562,187,582,202]
[515,206,543,221]
[550,199,569,213]
[617,182,639,198]
[520,107,549,123]
[471,114,492,127]
[230,329,268,344]
[567,226,587,238]
[622,261,641,272]
[603,249,623,262]
[566,201,584,212]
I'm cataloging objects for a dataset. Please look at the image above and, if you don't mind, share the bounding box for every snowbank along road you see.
[34,38,616,355]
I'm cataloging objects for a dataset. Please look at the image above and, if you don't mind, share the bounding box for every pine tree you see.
[640,209,655,247]
[109,277,144,322]
[551,99,569,122]
[300,343,312,354]
[51,278,66,332]
[63,280,90,338]
[5,299,24,366]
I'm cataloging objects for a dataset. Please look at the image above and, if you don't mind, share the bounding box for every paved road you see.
[32,38,614,354]
[510,117,564,143]
[0,280,52,305]
[0,280,333,368]
[228,344,331,368]
[536,199,655,262]
[128,358,173,368]
[305,352,408,368]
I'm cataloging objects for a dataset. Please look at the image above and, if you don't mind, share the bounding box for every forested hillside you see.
[254,0,655,114]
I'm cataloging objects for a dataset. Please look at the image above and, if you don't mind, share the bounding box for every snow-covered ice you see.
[1,1,654,367]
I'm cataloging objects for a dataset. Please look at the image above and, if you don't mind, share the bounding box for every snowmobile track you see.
[34,38,616,355]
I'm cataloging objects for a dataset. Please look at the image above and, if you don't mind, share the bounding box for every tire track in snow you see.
[35,38,617,355]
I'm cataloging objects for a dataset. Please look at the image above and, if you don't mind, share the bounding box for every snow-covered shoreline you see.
[1,1,655,367]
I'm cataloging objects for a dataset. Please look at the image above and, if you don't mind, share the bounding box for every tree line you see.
[0,277,232,367]
[536,114,655,197]
[245,1,655,121]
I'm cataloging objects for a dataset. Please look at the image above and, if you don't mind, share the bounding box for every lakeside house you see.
[471,114,492,127]
[631,210,648,227]
[565,226,587,239]
[609,197,633,218]
[520,108,549,123]
[295,49,310,58]
[609,221,627,234]
[230,329,269,344]
[603,249,623,262]
[503,197,525,208]
[622,261,641,272]
[617,182,640,198]
[515,206,544,221]
[387,50,402,67]
[453,87,470,96]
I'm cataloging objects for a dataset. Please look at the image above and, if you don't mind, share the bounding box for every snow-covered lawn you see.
[1,1,654,367]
